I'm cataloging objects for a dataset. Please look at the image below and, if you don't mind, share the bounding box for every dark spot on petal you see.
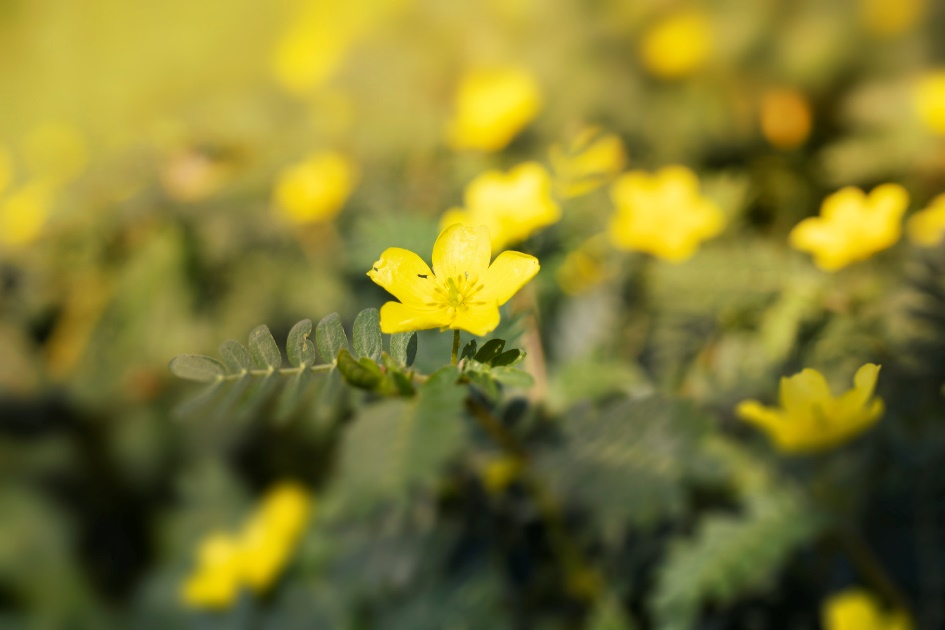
[373,267,379,272]
[417,274,428,279]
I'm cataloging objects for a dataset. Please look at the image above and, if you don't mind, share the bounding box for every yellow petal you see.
[450,304,501,336]
[870,183,909,220]
[432,224,491,279]
[735,400,783,431]
[478,251,540,306]
[379,301,450,334]
[779,368,832,419]
[368,247,437,306]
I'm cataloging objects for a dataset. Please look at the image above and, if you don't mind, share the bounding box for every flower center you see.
[431,273,486,319]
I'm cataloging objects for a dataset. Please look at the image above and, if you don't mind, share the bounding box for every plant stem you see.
[451,329,461,366]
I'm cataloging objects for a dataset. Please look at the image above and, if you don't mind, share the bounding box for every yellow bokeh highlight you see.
[760,89,813,150]
[859,0,925,38]
[907,193,945,247]
[914,72,945,135]
[274,152,356,225]
[556,235,614,296]
[549,127,627,198]
[480,456,522,494]
[181,482,312,610]
[608,165,724,263]
[737,364,884,455]
[0,182,55,248]
[24,123,88,185]
[789,184,908,271]
[639,10,713,79]
[441,162,560,251]
[822,588,912,630]
[447,67,542,152]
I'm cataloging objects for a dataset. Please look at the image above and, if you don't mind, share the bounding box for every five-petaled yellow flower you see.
[441,162,560,251]
[822,588,912,630]
[367,224,539,336]
[608,165,725,262]
[447,67,542,152]
[181,482,312,610]
[789,184,908,271]
[906,192,945,247]
[736,364,884,454]
[639,10,713,79]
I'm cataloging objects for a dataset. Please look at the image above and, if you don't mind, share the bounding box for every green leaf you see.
[389,332,418,367]
[168,354,226,382]
[473,339,505,363]
[248,324,281,370]
[490,348,525,367]
[315,313,348,363]
[490,367,534,388]
[287,319,317,367]
[353,308,382,362]
[460,339,478,361]
[219,340,253,373]
[337,348,383,390]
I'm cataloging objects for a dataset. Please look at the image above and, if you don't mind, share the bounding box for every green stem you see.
[217,364,334,381]
[451,329,461,366]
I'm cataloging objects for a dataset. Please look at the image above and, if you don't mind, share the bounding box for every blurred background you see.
[3,0,945,627]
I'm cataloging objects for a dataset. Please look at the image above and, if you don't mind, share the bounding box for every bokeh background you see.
[3,0,945,627]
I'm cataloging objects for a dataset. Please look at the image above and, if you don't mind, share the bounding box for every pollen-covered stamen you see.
[432,272,487,317]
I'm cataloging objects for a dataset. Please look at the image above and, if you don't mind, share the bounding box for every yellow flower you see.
[639,10,713,79]
[367,224,539,336]
[789,184,908,272]
[549,127,627,198]
[859,0,925,38]
[441,162,560,251]
[822,589,912,630]
[759,89,813,150]
[447,67,542,152]
[274,152,355,224]
[915,72,945,135]
[181,482,312,610]
[608,166,724,262]
[736,364,884,454]
[907,192,945,247]
[0,181,55,247]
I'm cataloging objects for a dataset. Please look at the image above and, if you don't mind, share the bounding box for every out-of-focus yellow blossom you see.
[549,127,627,198]
[181,482,312,610]
[822,589,912,630]
[907,193,945,247]
[914,72,945,135]
[441,162,560,251]
[0,148,12,195]
[368,224,539,336]
[639,10,713,79]
[0,182,55,247]
[736,364,884,454]
[274,152,355,224]
[608,166,724,263]
[859,0,925,38]
[760,89,813,149]
[789,184,908,271]
[480,456,522,494]
[24,123,88,184]
[556,235,615,295]
[447,67,542,152]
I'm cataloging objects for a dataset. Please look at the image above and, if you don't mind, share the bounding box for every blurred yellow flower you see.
[914,72,945,135]
[556,235,614,296]
[441,162,560,250]
[0,182,54,248]
[736,364,884,454]
[760,89,813,150]
[24,123,88,185]
[368,224,539,336]
[822,589,912,630]
[789,184,908,271]
[907,193,945,247]
[639,10,713,79]
[274,152,355,224]
[859,0,925,38]
[181,482,312,610]
[549,127,627,198]
[608,166,724,262]
[447,67,542,152]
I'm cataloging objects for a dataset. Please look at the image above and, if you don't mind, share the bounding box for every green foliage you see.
[315,313,349,364]
[389,331,418,367]
[354,308,383,362]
